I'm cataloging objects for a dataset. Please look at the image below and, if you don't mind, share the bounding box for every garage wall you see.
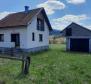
[72,27,91,36]
[66,38,70,51]
[89,39,91,52]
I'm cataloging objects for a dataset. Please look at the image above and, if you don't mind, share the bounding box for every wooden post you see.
[22,56,31,75]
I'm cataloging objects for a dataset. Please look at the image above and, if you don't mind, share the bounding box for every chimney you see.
[25,6,29,13]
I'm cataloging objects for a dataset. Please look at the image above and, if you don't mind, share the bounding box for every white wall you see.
[0,27,27,49]
[66,38,70,51]
[27,16,49,49]
[89,39,91,52]
[0,42,15,48]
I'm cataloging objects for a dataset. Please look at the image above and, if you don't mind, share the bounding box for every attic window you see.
[66,28,72,36]
[37,18,44,31]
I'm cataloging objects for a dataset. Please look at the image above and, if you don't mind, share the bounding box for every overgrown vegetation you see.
[0,44,91,84]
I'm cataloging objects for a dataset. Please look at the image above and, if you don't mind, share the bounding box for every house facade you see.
[0,7,52,52]
[62,23,91,52]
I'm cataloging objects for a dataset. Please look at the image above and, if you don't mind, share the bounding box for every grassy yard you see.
[0,44,91,84]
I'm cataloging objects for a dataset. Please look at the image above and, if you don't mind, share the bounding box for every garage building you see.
[62,22,91,52]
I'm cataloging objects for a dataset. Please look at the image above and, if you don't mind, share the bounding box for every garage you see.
[70,39,89,52]
[62,22,91,52]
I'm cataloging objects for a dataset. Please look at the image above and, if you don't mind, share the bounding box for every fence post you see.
[22,56,31,75]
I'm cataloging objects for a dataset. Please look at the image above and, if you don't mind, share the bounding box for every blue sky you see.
[0,0,90,30]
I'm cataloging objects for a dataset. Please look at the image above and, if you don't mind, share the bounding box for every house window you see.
[66,28,72,36]
[32,32,35,41]
[39,34,43,42]
[37,18,44,31]
[0,34,4,42]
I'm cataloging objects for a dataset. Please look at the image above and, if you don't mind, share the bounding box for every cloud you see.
[85,25,91,30]
[67,0,86,5]
[51,14,88,30]
[37,0,65,15]
[0,11,11,20]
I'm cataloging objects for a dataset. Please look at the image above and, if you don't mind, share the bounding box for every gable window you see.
[39,34,43,42]
[66,28,72,36]
[37,18,44,31]
[32,32,35,41]
[0,34,4,42]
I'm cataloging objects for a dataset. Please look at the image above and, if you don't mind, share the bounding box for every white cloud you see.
[85,25,91,30]
[37,0,65,15]
[67,0,86,5]
[0,11,11,20]
[51,14,88,30]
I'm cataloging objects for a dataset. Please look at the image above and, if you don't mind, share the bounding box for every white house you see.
[62,22,91,52]
[0,6,52,52]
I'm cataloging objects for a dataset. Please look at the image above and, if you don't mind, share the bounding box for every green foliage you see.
[0,44,91,84]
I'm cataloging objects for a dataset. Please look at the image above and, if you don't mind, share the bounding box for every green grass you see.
[0,44,91,84]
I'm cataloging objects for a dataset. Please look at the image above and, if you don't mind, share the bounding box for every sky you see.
[0,0,91,30]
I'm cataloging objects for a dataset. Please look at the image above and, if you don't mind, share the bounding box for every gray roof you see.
[62,22,91,36]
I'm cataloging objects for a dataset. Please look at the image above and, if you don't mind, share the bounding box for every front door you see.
[11,34,20,48]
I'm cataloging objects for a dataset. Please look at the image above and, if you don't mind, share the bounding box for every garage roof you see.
[62,22,91,36]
